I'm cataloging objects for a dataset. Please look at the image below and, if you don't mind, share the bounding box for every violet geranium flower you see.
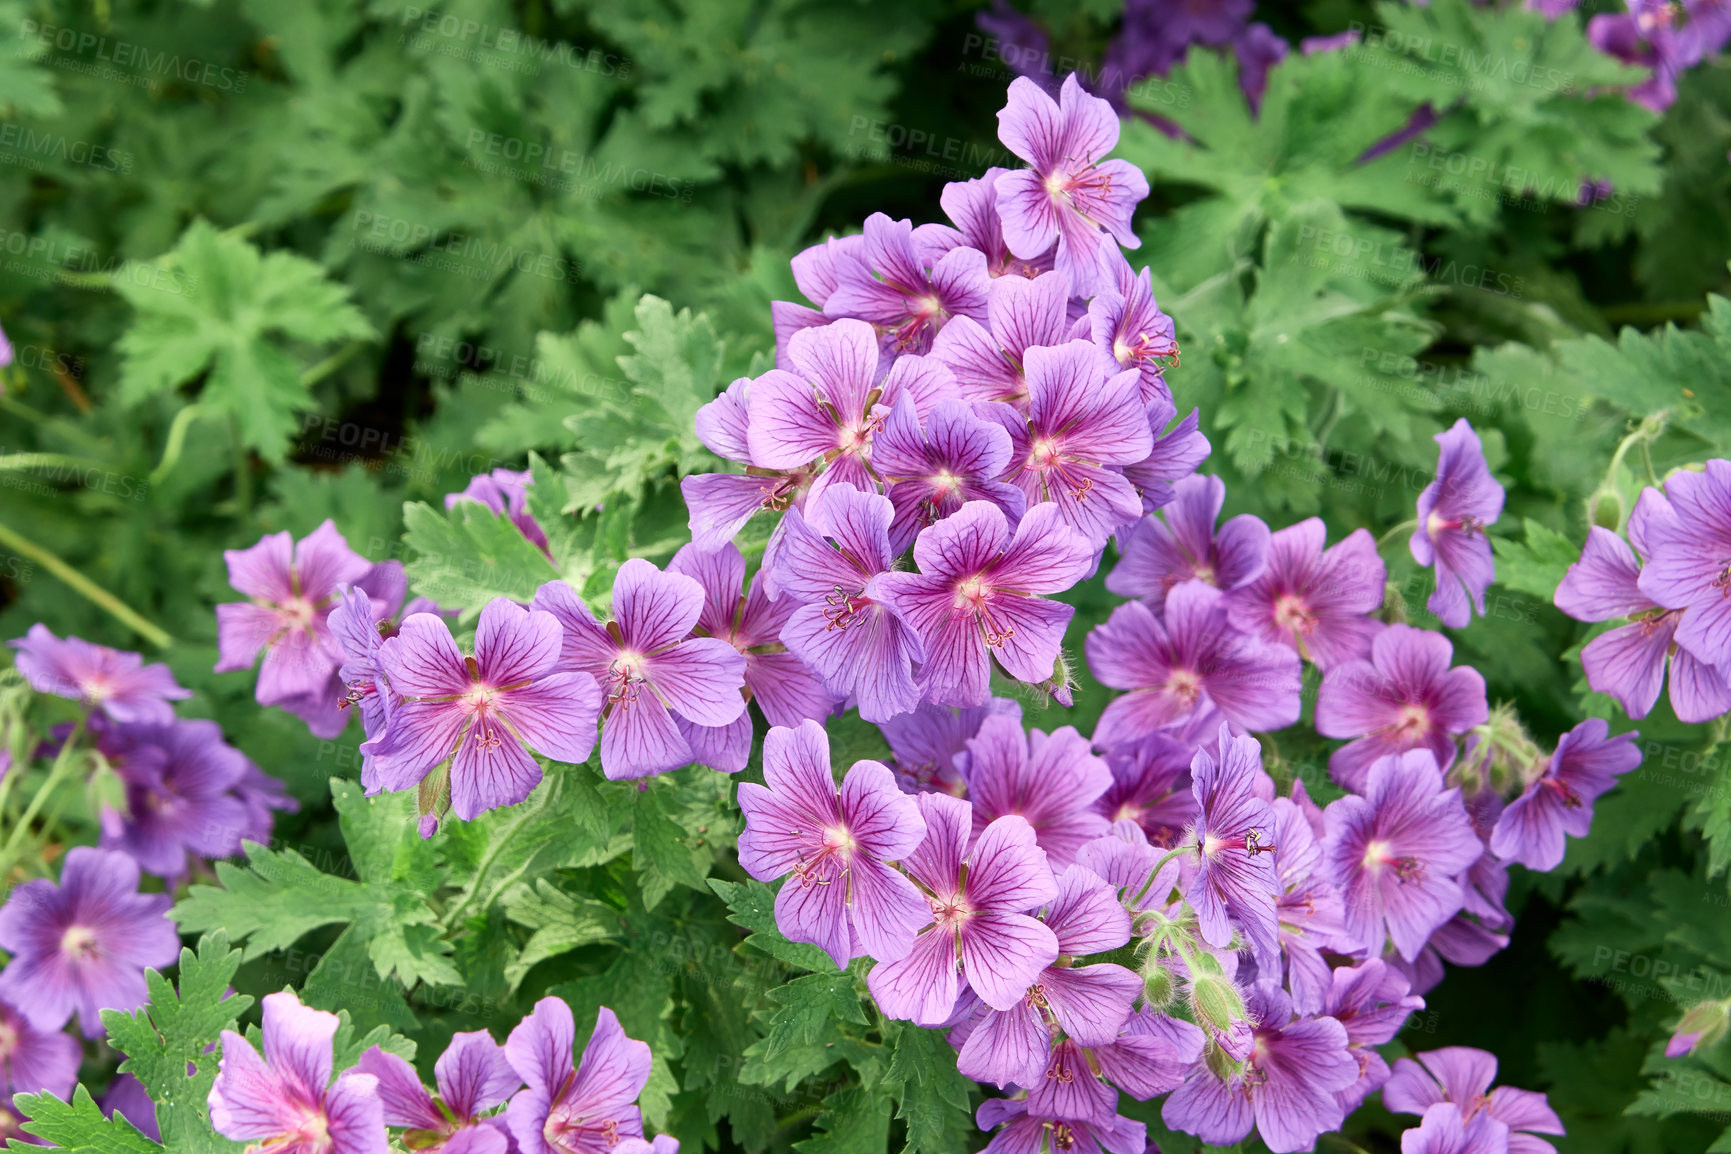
[1185,725,1280,962]
[213,520,374,739]
[667,542,835,773]
[1122,404,1211,516]
[1225,518,1386,671]
[1094,732,1197,847]
[953,864,1141,1088]
[1089,250,1178,407]
[1163,982,1359,1154]
[773,483,925,724]
[0,846,180,1036]
[1106,475,1271,614]
[207,991,387,1154]
[1554,490,1731,722]
[874,397,1026,554]
[976,1096,1147,1154]
[1320,751,1484,961]
[1410,419,1504,630]
[0,993,81,1099]
[680,378,816,552]
[937,168,1057,280]
[504,999,653,1154]
[866,793,1060,1025]
[1314,624,1488,793]
[364,598,603,821]
[1490,719,1643,872]
[8,625,188,723]
[1087,580,1303,748]
[822,213,991,356]
[963,713,1112,867]
[876,501,1094,708]
[930,269,1071,408]
[1636,459,1731,672]
[358,1030,520,1153]
[1269,796,1350,1015]
[994,75,1150,297]
[992,340,1153,549]
[1399,1102,1510,1154]
[879,697,1022,797]
[533,561,747,780]
[1383,1046,1565,1153]
[96,718,256,878]
[1325,959,1426,1115]
[736,720,929,968]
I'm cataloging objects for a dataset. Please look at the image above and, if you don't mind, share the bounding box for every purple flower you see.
[1093,732,1196,847]
[1384,1046,1565,1154]
[1314,624,1488,793]
[504,999,652,1154]
[1411,420,1504,630]
[874,398,1027,554]
[995,76,1150,297]
[876,501,1093,708]
[446,467,550,556]
[1400,1102,1510,1154]
[1324,959,1425,1114]
[1185,725,1280,961]
[865,793,1059,1025]
[1269,796,1349,1014]
[0,846,179,1036]
[1087,580,1303,747]
[1491,719,1643,872]
[681,378,817,551]
[963,714,1112,866]
[1636,459,1731,671]
[930,270,1071,409]
[208,991,386,1154]
[821,214,991,356]
[1320,751,1483,961]
[95,718,257,878]
[1021,1010,1203,1121]
[938,168,1057,281]
[991,340,1153,549]
[214,521,374,739]
[1088,251,1178,407]
[976,1095,1147,1154]
[1106,475,1270,613]
[1163,982,1359,1154]
[1236,23,1290,114]
[358,1030,519,1153]
[365,598,603,820]
[736,720,929,968]
[1225,518,1386,671]
[1122,403,1210,515]
[8,625,188,723]
[0,993,81,1099]
[1556,489,1731,721]
[879,698,1022,796]
[772,483,925,724]
[667,543,834,773]
[746,318,956,507]
[533,561,746,780]
[953,865,1140,1087]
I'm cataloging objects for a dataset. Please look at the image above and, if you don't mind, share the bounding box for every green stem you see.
[150,404,206,486]
[0,452,115,475]
[1377,518,1418,548]
[443,775,559,928]
[301,342,367,387]
[0,521,172,648]
[0,717,87,876]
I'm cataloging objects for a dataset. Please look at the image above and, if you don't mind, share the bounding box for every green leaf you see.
[794,1086,894,1154]
[401,498,561,617]
[763,969,870,1062]
[1492,518,1578,600]
[171,842,384,960]
[14,1087,167,1154]
[882,1022,975,1154]
[100,933,251,1154]
[114,219,374,461]
[709,878,835,973]
[502,877,620,989]
[633,778,714,911]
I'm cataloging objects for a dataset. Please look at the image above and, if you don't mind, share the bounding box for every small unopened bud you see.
[1668,999,1730,1058]
[1190,969,1245,1037]
[1143,964,1174,1010]
[1591,488,1624,531]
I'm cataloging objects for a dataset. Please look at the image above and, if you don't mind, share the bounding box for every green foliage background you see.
[4,0,1731,1149]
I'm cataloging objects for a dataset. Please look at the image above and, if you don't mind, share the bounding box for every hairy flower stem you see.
[0,521,173,648]
[0,716,87,877]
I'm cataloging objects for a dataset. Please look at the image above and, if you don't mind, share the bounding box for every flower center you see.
[1165,667,1202,705]
[1391,703,1430,742]
[823,585,871,631]
[930,893,972,926]
[544,1100,619,1153]
[606,654,648,710]
[79,673,114,702]
[280,596,317,631]
[1272,592,1316,635]
[60,924,99,960]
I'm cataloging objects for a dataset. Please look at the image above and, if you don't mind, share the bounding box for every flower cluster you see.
[207,990,676,1154]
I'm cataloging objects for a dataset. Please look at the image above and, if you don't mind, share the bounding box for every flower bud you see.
[1591,488,1624,531]
[1668,999,1730,1058]
[1143,963,1174,1010]
[1189,968,1245,1037]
